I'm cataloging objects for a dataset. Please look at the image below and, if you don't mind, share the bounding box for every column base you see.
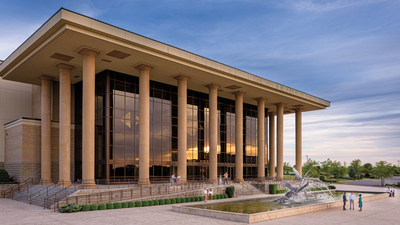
[137,179,153,187]
[79,180,98,189]
[275,176,284,181]
[234,178,245,183]
[58,180,72,187]
[266,176,275,180]
[39,179,53,185]
[257,177,266,182]
[208,178,219,184]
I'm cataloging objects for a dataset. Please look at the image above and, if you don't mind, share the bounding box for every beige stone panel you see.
[21,132,41,147]
[22,146,41,162]
[32,85,41,119]
[5,148,23,162]
[22,124,41,134]
[5,124,23,137]
[5,135,23,151]
[0,89,22,121]
[276,103,284,181]
[52,81,59,122]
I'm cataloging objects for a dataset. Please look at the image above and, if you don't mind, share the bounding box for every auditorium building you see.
[0,8,330,188]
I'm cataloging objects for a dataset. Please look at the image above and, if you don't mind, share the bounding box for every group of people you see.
[343,192,363,211]
[203,188,214,202]
[170,174,181,186]
[218,172,229,185]
[386,186,395,197]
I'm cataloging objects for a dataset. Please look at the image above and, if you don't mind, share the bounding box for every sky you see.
[0,0,399,167]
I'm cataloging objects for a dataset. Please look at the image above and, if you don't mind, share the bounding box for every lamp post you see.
[305,155,309,162]
[398,160,400,167]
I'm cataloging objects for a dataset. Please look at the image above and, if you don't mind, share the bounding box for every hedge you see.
[171,198,176,204]
[269,184,277,194]
[135,201,142,207]
[181,197,186,203]
[81,204,90,211]
[199,196,205,201]
[58,203,81,213]
[128,201,135,208]
[165,199,171,204]
[194,196,199,202]
[98,203,106,210]
[226,186,235,198]
[106,203,114,209]
[90,204,98,211]
[158,199,165,205]
[121,202,129,208]
[176,198,181,203]
[149,200,154,206]
[153,200,159,206]
[142,201,149,207]
[190,197,195,202]
[328,185,336,190]
[114,202,122,209]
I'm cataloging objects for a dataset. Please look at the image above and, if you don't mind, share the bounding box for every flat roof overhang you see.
[0,8,330,114]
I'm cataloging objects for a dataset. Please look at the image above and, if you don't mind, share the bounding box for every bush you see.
[106,203,114,209]
[199,196,205,201]
[135,201,142,207]
[319,176,325,182]
[153,200,159,206]
[194,196,199,202]
[0,169,11,182]
[397,182,400,187]
[226,186,235,198]
[214,195,219,200]
[158,199,165,205]
[328,185,336,189]
[98,203,106,210]
[165,199,171,204]
[176,198,181,203]
[269,184,277,194]
[171,198,176,204]
[128,201,135,208]
[58,203,81,213]
[223,194,228,198]
[90,204,98,211]
[81,204,90,211]
[142,201,149,207]
[185,197,191,202]
[149,200,154,206]
[181,198,186,203]
[121,202,128,208]
[114,202,122,209]
[190,197,195,202]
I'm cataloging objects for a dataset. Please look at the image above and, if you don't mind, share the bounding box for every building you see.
[0,8,330,188]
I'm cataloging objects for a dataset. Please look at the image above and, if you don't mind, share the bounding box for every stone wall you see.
[0,184,18,197]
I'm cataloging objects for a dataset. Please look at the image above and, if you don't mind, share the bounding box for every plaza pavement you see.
[342,176,400,186]
[0,184,398,225]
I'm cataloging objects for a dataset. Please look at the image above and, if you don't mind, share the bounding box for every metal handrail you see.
[44,182,78,209]
[2,178,35,198]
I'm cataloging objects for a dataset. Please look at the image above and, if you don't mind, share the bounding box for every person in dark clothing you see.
[343,192,348,210]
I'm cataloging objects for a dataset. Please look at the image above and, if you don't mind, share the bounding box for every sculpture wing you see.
[296,182,309,193]
[283,182,297,191]
[303,166,314,178]
[292,167,303,181]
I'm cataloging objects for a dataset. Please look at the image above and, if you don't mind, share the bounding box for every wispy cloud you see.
[289,0,386,12]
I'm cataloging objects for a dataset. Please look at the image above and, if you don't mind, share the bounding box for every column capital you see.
[268,111,276,116]
[232,91,246,96]
[274,102,285,107]
[206,83,220,89]
[56,63,75,70]
[293,108,303,113]
[173,74,190,81]
[134,64,154,71]
[77,47,101,56]
[255,97,267,103]
[39,75,54,81]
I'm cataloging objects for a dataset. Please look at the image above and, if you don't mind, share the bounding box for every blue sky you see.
[1,0,399,166]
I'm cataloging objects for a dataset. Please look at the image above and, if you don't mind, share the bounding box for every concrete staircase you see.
[232,182,265,196]
[10,185,77,208]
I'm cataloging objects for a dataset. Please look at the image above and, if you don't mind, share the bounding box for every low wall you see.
[172,193,388,223]
[0,184,19,197]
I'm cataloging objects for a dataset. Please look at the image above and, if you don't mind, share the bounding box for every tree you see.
[348,168,355,178]
[331,160,347,181]
[363,163,373,171]
[283,162,293,174]
[302,159,319,178]
[371,161,394,186]
[349,159,362,178]
[320,158,333,178]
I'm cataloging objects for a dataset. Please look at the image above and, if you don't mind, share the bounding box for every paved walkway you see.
[0,184,398,224]
[342,176,400,186]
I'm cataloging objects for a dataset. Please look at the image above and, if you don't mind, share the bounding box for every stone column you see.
[40,75,53,185]
[136,64,153,187]
[256,98,266,182]
[234,91,245,183]
[295,108,302,176]
[79,48,99,189]
[175,75,189,183]
[57,63,74,187]
[276,103,284,181]
[207,84,219,184]
[267,112,275,180]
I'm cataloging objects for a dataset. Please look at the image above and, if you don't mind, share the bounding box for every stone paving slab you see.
[0,184,398,225]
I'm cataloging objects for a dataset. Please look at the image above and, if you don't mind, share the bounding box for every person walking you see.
[203,188,208,202]
[224,172,228,185]
[219,174,222,185]
[208,188,213,202]
[170,174,175,186]
[358,194,363,211]
[349,192,355,210]
[391,187,395,197]
[176,174,181,185]
[343,192,348,210]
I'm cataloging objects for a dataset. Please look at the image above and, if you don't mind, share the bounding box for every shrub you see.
[397,182,400,188]
[106,203,114,209]
[176,198,181,203]
[90,204,98,211]
[328,185,336,190]
[58,203,81,213]
[171,198,176,204]
[98,203,106,210]
[185,197,191,202]
[190,197,195,202]
[148,200,154,206]
[135,201,142,207]
[114,202,122,209]
[199,196,205,201]
[181,198,186,203]
[153,200,159,206]
[194,196,199,202]
[128,201,135,208]
[142,201,149,207]
[226,186,235,198]
[269,184,277,194]
[121,202,128,208]
[214,195,219,200]
[158,199,165,205]
[165,199,171,204]
[319,176,325,182]
[223,194,228,198]
[81,204,90,211]
[0,169,11,182]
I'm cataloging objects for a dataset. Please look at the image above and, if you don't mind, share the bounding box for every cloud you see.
[289,0,386,12]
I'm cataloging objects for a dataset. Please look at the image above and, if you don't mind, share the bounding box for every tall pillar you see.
[79,48,99,189]
[40,75,53,185]
[234,91,245,183]
[276,103,284,181]
[136,64,153,187]
[57,63,74,187]
[267,112,275,180]
[207,84,219,184]
[295,108,302,176]
[175,75,189,183]
[256,98,266,182]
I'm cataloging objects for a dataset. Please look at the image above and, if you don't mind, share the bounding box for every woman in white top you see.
[176,174,181,185]
[203,188,208,202]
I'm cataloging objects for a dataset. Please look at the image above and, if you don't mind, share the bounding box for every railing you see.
[44,182,79,209]
[1,178,35,198]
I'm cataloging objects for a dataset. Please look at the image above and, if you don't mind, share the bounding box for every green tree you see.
[320,158,333,179]
[371,161,394,186]
[363,163,373,171]
[331,160,347,181]
[283,162,293,174]
[349,159,362,178]
[302,159,319,178]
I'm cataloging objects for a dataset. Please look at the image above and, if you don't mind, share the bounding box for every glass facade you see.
[75,70,268,182]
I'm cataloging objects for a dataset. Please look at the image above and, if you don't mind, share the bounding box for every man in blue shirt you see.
[343,192,348,210]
